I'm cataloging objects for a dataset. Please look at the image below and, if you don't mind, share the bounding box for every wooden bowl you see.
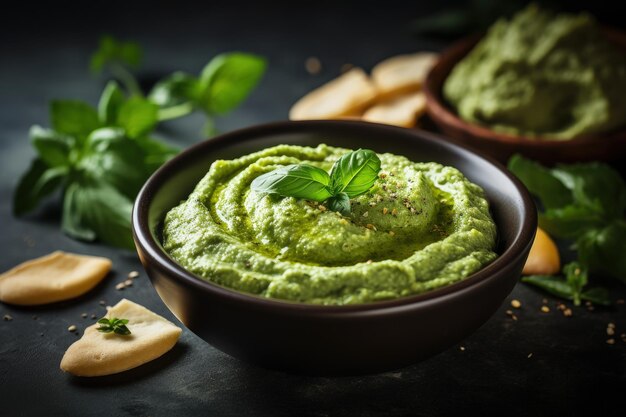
[423,29,626,164]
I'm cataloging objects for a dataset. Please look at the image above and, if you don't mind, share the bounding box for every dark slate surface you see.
[1,2,624,416]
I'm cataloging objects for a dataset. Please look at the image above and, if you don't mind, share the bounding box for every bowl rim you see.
[423,27,626,146]
[132,120,536,313]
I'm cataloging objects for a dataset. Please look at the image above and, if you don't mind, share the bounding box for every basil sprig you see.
[251,149,381,215]
[13,35,267,249]
[522,262,610,306]
[97,317,132,336]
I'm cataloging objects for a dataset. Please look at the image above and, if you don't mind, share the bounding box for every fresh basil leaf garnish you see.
[251,149,381,215]
[97,317,132,336]
[329,149,381,197]
[326,192,351,216]
[251,164,333,202]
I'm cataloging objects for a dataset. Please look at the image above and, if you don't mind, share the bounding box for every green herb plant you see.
[508,154,626,302]
[522,262,610,306]
[97,317,132,335]
[13,35,267,249]
[251,149,381,216]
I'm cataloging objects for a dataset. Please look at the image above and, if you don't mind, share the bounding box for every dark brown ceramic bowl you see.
[423,29,626,164]
[132,120,536,375]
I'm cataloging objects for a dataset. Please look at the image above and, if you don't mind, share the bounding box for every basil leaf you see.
[577,221,626,283]
[521,275,575,300]
[114,325,131,336]
[97,318,110,325]
[552,163,626,220]
[30,126,73,168]
[62,182,97,241]
[50,100,100,142]
[581,287,611,306]
[116,97,158,138]
[90,35,142,74]
[563,262,587,306]
[199,52,267,114]
[540,205,606,240]
[13,158,67,216]
[507,154,572,210]
[251,164,333,202]
[80,128,152,199]
[149,72,200,107]
[62,180,135,249]
[98,81,126,125]
[329,149,381,197]
[327,193,351,216]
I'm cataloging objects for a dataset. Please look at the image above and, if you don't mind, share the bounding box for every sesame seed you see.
[81,313,87,318]
[606,338,615,345]
[527,353,533,359]
[318,205,327,212]
[124,279,133,287]
[362,211,368,218]
[459,346,465,351]
[128,271,139,279]
[305,57,321,75]
[608,322,616,328]
[505,310,513,316]
[91,314,97,319]
[510,299,521,309]
[389,231,395,236]
[383,207,388,215]
[3,314,13,321]
[541,306,550,313]
[511,314,518,321]
[391,208,398,216]
[563,308,573,317]
[99,300,106,306]
[115,282,126,290]
[607,327,615,336]
[366,224,377,231]
[68,325,77,332]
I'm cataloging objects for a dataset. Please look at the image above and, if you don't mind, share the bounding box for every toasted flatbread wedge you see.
[0,251,111,306]
[289,68,377,120]
[362,92,427,128]
[60,299,182,377]
[371,52,438,99]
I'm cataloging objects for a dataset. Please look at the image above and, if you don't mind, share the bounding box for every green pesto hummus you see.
[162,144,497,305]
[444,5,626,139]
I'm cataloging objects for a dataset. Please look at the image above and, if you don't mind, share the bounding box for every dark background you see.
[1,1,625,416]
